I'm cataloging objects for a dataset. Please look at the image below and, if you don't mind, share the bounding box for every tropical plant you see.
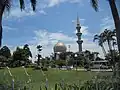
[102,29,116,52]
[12,46,32,67]
[36,45,42,66]
[0,0,37,47]
[23,44,32,58]
[101,29,116,75]
[94,29,117,75]
[93,33,107,56]
[106,50,119,64]
[0,55,7,67]
[55,60,66,69]
[0,46,11,58]
[91,0,120,51]
[91,0,120,82]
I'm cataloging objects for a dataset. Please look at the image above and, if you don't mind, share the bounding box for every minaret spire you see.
[77,14,80,25]
[76,14,83,53]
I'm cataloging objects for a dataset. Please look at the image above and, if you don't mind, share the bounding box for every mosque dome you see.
[54,42,67,53]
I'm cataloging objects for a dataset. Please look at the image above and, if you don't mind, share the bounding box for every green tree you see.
[0,55,7,67]
[83,50,92,70]
[12,47,25,67]
[106,50,119,63]
[91,0,120,82]
[91,0,120,52]
[102,29,115,53]
[36,45,42,66]
[102,29,116,72]
[0,0,37,47]
[0,46,11,58]
[94,34,107,56]
[12,45,32,67]
[55,60,66,69]
[23,44,32,58]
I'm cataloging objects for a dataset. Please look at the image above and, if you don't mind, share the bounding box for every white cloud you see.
[72,18,85,24]
[39,10,47,15]
[47,0,61,7]
[47,0,82,7]
[3,25,17,32]
[8,28,104,62]
[5,8,35,18]
[100,16,114,33]
[26,29,103,61]
[4,0,83,18]
[72,18,91,36]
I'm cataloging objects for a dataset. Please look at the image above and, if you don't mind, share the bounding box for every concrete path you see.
[61,68,113,72]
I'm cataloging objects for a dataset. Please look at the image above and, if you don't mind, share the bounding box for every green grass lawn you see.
[0,68,112,90]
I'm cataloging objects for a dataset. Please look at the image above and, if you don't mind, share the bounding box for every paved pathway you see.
[60,68,112,72]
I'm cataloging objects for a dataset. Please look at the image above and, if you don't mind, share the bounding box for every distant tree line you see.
[0,44,33,68]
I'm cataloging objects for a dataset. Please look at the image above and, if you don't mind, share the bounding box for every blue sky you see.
[2,0,119,59]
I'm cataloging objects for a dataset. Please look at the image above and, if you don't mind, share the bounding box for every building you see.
[76,15,83,53]
[53,41,67,60]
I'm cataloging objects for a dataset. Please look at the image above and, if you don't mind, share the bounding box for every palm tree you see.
[36,45,42,66]
[91,0,120,48]
[102,30,115,55]
[102,29,115,52]
[102,29,117,76]
[91,1,120,78]
[113,40,117,50]
[23,44,32,58]
[90,0,120,44]
[93,34,107,56]
[0,0,37,47]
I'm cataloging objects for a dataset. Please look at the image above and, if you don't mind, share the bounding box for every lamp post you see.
[74,54,78,71]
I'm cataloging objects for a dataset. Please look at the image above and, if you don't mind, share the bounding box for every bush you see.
[34,66,41,70]
[25,65,35,68]
[42,67,48,71]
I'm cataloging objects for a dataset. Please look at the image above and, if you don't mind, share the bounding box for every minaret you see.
[76,15,83,53]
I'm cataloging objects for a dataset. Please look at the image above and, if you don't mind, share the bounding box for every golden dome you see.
[54,42,67,53]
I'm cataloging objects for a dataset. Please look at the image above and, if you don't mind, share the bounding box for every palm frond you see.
[30,0,37,11]
[113,41,117,46]
[19,0,25,11]
[90,0,98,12]
[93,34,99,42]
[4,0,11,12]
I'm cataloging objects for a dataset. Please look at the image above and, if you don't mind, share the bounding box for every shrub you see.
[25,65,35,68]
[42,67,48,71]
[33,66,41,70]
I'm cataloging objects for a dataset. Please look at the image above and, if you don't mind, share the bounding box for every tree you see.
[0,0,37,47]
[102,29,116,71]
[0,46,11,58]
[0,55,7,67]
[83,50,92,70]
[91,0,120,52]
[12,47,25,67]
[55,60,66,69]
[23,44,32,58]
[106,50,119,63]
[91,0,120,82]
[59,52,66,60]
[12,45,32,67]
[102,29,116,52]
[36,45,42,66]
[94,29,117,75]
[93,34,107,56]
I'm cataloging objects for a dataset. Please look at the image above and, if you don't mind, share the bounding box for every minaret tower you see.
[76,15,83,53]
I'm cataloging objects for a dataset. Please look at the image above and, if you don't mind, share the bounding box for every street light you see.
[74,54,78,71]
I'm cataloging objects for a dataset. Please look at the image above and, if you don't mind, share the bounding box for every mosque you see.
[51,16,106,69]
[53,16,83,60]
